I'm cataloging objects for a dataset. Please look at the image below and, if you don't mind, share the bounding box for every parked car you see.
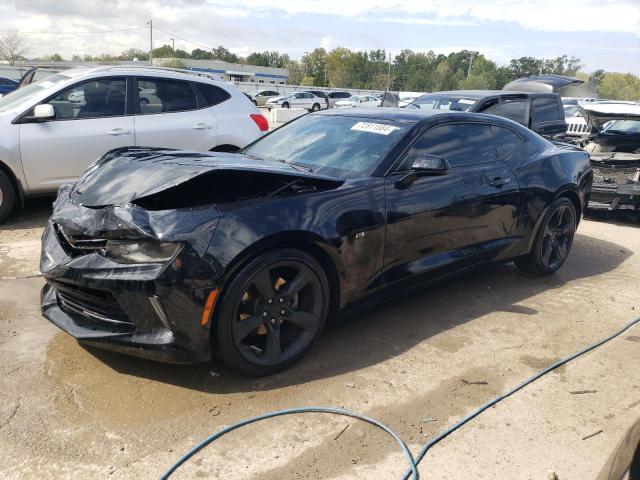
[300,90,330,110]
[407,75,583,138]
[579,103,640,212]
[0,76,18,96]
[40,108,591,375]
[247,89,280,107]
[334,95,380,108]
[0,66,268,223]
[326,91,352,108]
[264,91,326,111]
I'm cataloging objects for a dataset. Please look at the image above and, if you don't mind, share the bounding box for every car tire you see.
[0,171,16,224]
[139,98,149,106]
[215,248,330,376]
[515,197,577,275]
[282,102,290,109]
[252,100,258,106]
[311,103,320,112]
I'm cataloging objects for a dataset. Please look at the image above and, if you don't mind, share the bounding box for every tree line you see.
[1,28,638,100]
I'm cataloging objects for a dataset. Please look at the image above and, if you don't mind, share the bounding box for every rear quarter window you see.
[491,126,524,166]
[197,83,231,107]
[532,97,562,123]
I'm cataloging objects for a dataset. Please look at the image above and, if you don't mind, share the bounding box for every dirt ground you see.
[0,199,639,480]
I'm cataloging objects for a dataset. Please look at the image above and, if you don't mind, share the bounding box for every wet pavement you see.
[1,200,639,479]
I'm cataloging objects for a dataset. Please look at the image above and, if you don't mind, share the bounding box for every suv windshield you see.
[406,94,477,111]
[0,74,70,112]
[604,120,640,134]
[244,114,411,178]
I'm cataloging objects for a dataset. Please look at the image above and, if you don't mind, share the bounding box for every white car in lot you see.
[334,95,381,109]
[0,66,269,222]
[264,91,326,111]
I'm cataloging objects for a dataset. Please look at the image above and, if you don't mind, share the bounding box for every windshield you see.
[604,120,640,134]
[346,96,359,101]
[243,114,412,178]
[0,74,69,112]
[406,94,477,112]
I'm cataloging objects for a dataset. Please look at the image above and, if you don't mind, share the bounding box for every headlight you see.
[103,240,181,264]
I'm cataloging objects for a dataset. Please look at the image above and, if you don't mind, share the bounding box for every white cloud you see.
[320,36,332,50]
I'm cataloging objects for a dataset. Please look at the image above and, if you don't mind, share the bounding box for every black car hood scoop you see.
[70,147,342,208]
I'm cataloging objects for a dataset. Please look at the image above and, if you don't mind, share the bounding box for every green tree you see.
[301,48,327,87]
[120,48,149,61]
[246,51,291,68]
[211,45,239,63]
[598,72,640,100]
[191,48,214,60]
[161,58,187,69]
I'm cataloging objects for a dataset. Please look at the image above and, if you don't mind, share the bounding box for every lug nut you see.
[280,309,286,315]
[267,299,273,304]
[270,318,276,324]
[262,311,268,317]
[279,298,284,303]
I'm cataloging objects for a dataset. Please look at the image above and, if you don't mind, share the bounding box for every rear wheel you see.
[282,102,290,109]
[215,248,330,376]
[515,197,577,275]
[311,103,320,112]
[0,171,16,224]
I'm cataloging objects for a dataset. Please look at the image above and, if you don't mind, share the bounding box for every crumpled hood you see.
[579,103,640,132]
[70,147,341,207]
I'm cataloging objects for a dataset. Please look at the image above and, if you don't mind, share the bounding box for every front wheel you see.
[515,197,577,275]
[215,248,330,376]
[0,171,16,224]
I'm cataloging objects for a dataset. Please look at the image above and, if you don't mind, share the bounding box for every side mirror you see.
[26,104,55,122]
[395,154,450,189]
[411,154,450,175]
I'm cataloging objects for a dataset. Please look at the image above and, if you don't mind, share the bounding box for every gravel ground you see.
[0,199,639,479]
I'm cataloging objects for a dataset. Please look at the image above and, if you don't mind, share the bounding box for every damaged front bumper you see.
[40,187,222,364]
[588,153,640,211]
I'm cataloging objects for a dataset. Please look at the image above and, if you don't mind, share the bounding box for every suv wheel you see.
[311,103,320,112]
[0,171,16,224]
[215,248,330,376]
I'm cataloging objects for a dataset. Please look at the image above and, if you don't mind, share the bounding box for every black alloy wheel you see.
[515,197,577,275]
[215,249,329,376]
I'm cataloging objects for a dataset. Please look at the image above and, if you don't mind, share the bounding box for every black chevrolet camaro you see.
[41,109,592,375]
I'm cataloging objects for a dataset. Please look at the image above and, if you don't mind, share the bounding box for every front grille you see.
[566,122,589,135]
[52,280,133,326]
[54,223,107,256]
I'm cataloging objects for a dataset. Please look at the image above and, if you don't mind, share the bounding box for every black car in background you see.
[406,75,584,138]
[40,109,592,375]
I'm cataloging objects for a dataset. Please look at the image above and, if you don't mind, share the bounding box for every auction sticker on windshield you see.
[351,122,400,135]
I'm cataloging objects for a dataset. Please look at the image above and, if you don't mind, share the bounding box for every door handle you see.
[490,177,511,187]
[106,128,131,136]
[192,123,212,130]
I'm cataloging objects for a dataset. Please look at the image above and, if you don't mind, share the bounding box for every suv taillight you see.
[250,113,269,132]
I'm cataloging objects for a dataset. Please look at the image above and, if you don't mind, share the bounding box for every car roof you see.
[54,65,226,85]
[418,90,556,99]
[317,107,533,128]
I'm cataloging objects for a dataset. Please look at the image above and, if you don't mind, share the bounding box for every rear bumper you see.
[588,182,640,210]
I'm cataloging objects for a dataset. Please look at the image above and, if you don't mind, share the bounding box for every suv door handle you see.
[193,123,212,130]
[490,177,511,187]
[106,128,131,136]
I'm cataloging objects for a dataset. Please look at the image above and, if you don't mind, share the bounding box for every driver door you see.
[382,122,520,286]
[19,76,134,193]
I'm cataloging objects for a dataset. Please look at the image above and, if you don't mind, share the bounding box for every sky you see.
[1,0,639,73]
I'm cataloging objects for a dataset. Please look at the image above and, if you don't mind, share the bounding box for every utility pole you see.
[467,53,474,77]
[147,19,153,66]
[171,38,175,60]
[386,52,392,91]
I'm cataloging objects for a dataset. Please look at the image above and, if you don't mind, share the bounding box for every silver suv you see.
[0,66,268,223]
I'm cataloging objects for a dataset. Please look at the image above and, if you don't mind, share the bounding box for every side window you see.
[399,123,496,170]
[304,93,314,98]
[481,99,528,126]
[0,79,8,85]
[491,126,524,166]
[336,92,350,99]
[532,97,561,123]
[268,91,278,96]
[197,83,231,107]
[137,78,197,114]
[46,77,126,120]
